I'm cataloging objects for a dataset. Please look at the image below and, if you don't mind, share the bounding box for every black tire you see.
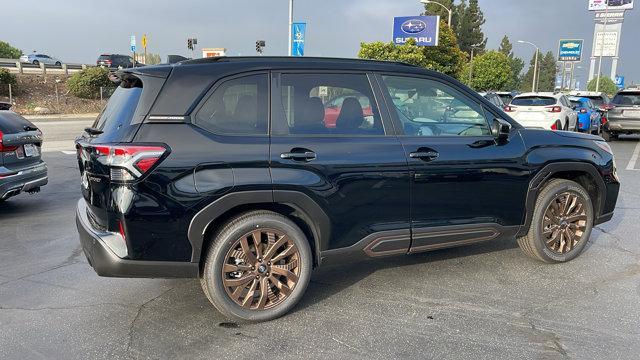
[563,119,569,131]
[517,179,594,263]
[200,210,312,322]
[602,130,616,142]
[32,60,39,66]
[55,61,61,66]
[553,120,562,131]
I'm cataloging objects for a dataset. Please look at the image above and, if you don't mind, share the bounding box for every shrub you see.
[0,68,16,95]
[67,67,113,99]
[0,41,22,59]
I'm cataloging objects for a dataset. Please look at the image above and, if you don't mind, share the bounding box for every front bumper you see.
[76,199,199,278]
[0,162,48,200]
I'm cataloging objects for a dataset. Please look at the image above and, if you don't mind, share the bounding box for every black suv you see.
[96,54,138,69]
[75,57,619,322]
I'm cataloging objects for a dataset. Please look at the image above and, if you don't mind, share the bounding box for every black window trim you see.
[372,72,498,139]
[269,70,394,138]
[190,70,271,138]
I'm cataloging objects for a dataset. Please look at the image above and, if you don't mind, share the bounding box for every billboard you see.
[615,75,625,89]
[393,16,440,46]
[558,39,584,61]
[589,0,634,11]
[291,22,306,57]
[592,22,622,56]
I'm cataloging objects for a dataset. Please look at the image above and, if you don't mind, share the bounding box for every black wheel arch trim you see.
[518,161,606,237]
[187,190,330,266]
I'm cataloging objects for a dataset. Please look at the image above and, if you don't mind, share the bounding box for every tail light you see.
[551,123,558,130]
[546,106,562,113]
[0,130,19,152]
[601,116,608,125]
[79,143,168,182]
[580,108,587,114]
[504,105,516,112]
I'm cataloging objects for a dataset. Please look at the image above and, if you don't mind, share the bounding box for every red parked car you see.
[323,95,373,128]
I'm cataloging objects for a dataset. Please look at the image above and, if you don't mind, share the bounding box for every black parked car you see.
[75,57,619,322]
[96,54,139,69]
[603,89,640,141]
[0,106,47,201]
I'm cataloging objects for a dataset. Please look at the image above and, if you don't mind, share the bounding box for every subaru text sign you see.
[291,22,306,57]
[393,16,440,46]
[558,39,584,61]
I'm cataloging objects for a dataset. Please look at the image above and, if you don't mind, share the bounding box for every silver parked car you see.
[19,53,62,66]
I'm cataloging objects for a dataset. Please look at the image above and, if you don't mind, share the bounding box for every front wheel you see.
[200,210,312,322]
[517,179,594,263]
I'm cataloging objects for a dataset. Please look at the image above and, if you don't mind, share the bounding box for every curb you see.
[23,113,99,121]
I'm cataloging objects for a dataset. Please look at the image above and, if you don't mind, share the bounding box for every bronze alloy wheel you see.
[542,191,588,255]
[221,228,301,310]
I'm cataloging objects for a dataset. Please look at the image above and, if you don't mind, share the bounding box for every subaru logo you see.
[401,19,427,34]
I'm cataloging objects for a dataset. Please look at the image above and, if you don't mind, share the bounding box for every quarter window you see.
[195,74,268,135]
[277,73,384,135]
[381,75,492,137]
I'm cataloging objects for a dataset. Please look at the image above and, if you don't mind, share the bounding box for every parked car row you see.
[482,88,640,142]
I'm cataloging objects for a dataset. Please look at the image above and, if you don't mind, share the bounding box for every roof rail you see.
[178,56,419,68]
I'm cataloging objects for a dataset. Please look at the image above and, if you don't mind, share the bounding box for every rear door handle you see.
[280,151,317,161]
[409,150,439,161]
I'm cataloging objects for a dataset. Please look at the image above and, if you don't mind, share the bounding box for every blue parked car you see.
[569,97,601,135]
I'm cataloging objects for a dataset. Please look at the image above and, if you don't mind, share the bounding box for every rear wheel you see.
[517,179,593,263]
[602,130,616,142]
[563,119,569,131]
[55,61,61,66]
[200,210,312,322]
[32,60,39,66]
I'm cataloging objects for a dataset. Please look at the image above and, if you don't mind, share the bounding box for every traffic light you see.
[256,40,266,54]
[187,38,193,51]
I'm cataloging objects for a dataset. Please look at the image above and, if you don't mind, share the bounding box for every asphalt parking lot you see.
[1,121,639,359]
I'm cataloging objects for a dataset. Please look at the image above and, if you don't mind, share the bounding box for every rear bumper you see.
[0,162,48,200]
[606,118,640,133]
[76,199,199,278]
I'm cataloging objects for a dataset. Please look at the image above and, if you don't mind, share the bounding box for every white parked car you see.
[505,92,578,131]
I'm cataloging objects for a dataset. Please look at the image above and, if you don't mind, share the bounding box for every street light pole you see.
[595,2,609,92]
[288,0,294,56]
[518,40,540,92]
[420,0,452,27]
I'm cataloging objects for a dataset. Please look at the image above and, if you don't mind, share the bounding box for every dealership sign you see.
[589,0,634,11]
[393,16,440,46]
[558,39,584,61]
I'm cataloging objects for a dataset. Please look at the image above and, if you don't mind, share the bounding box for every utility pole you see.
[288,0,294,56]
[595,2,609,92]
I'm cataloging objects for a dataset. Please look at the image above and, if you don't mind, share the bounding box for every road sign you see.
[393,16,440,46]
[558,39,584,61]
[589,0,634,11]
[130,35,136,52]
[141,34,147,49]
[615,75,625,89]
[291,22,306,57]
[592,22,622,57]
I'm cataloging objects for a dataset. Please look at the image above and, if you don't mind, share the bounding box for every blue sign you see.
[130,35,136,53]
[615,75,625,89]
[291,22,306,57]
[558,39,583,62]
[393,16,440,46]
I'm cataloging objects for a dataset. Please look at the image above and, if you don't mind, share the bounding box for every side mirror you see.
[492,118,511,143]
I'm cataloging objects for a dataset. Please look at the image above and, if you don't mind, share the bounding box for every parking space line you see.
[626,141,640,171]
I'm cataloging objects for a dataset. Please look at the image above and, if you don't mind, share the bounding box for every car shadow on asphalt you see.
[293,237,520,314]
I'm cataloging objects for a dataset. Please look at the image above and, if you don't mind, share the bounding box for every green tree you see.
[463,51,512,91]
[67,67,113,99]
[423,0,457,26]
[498,35,525,91]
[0,41,22,59]
[587,76,618,96]
[456,0,486,55]
[359,21,466,79]
[537,51,557,92]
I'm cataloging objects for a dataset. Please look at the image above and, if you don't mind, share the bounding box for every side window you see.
[195,74,268,135]
[277,73,384,135]
[381,75,492,137]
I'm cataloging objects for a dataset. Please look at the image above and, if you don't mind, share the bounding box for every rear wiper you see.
[84,127,103,136]
[23,125,39,132]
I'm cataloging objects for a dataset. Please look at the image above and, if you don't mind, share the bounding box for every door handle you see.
[409,150,439,160]
[280,151,317,161]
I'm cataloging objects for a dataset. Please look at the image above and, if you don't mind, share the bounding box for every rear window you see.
[612,92,640,106]
[98,55,110,61]
[0,111,38,134]
[94,86,142,134]
[570,100,582,107]
[511,96,556,106]
[498,94,513,104]
[584,96,604,107]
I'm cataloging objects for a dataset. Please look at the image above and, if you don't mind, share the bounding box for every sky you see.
[2,0,639,85]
